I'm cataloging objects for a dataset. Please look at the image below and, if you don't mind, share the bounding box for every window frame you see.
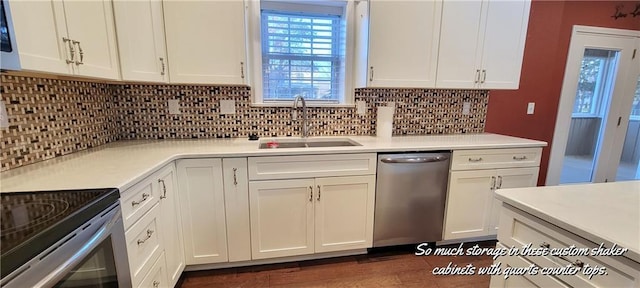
[247,0,356,107]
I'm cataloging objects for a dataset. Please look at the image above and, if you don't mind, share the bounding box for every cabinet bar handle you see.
[309,186,313,202]
[160,57,166,76]
[63,37,74,64]
[369,66,374,82]
[131,193,149,207]
[137,229,154,245]
[232,168,238,186]
[490,176,496,190]
[513,156,527,161]
[539,242,584,268]
[497,176,503,189]
[158,179,167,199]
[475,69,480,83]
[72,40,84,65]
[240,62,245,79]
[481,69,486,83]
[468,157,483,162]
[317,185,321,201]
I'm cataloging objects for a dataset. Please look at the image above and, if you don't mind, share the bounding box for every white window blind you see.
[260,6,346,103]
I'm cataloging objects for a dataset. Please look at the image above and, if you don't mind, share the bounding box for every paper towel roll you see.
[376,106,394,138]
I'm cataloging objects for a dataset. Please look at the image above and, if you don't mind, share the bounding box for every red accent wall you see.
[484,0,640,185]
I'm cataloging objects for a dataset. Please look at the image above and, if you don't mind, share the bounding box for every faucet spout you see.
[292,95,311,138]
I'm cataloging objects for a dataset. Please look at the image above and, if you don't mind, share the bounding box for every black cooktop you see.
[0,188,120,279]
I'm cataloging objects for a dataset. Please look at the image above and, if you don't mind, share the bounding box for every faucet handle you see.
[292,110,298,121]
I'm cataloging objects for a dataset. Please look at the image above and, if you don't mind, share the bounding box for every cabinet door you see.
[436,0,484,89]
[367,0,441,87]
[480,0,530,89]
[314,175,375,253]
[222,158,251,262]
[163,0,247,84]
[249,179,315,259]
[8,0,72,74]
[63,0,120,79]
[176,159,228,265]
[113,0,168,82]
[155,163,184,287]
[488,167,539,235]
[444,169,495,240]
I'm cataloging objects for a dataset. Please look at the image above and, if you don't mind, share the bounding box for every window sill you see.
[251,102,356,108]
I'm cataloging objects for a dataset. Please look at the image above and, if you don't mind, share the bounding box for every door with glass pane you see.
[547,27,639,185]
[616,77,640,181]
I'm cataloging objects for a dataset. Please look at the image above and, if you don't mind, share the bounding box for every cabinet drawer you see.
[498,205,640,288]
[137,252,168,288]
[451,148,541,170]
[248,153,376,180]
[121,175,159,229]
[126,203,163,286]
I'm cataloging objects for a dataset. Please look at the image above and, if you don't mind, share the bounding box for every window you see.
[631,78,640,120]
[249,0,353,106]
[572,49,618,117]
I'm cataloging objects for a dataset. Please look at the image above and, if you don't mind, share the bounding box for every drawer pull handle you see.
[540,242,584,268]
[158,179,167,199]
[137,229,154,245]
[153,280,160,287]
[131,193,150,207]
[468,157,483,162]
[513,156,528,161]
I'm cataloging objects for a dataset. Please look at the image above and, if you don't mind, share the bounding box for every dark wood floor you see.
[179,242,495,288]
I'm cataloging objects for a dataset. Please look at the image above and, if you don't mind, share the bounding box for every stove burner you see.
[2,199,70,235]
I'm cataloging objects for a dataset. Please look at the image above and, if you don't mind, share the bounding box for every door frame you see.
[546,25,640,185]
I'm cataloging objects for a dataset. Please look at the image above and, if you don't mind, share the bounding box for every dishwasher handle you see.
[380,155,449,164]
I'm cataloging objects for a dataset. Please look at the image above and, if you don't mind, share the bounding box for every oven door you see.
[1,203,132,288]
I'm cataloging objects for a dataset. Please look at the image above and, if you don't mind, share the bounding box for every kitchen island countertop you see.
[495,181,640,264]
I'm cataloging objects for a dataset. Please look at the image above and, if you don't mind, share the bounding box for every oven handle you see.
[34,207,122,287]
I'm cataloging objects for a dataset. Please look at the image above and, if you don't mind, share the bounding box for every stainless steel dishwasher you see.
[373,152,450,247]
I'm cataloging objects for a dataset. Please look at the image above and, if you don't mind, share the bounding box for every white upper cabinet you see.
[436,0,530,89]
[360,0,442,88]
[113,0,168,82]
[9,1,71,74]
[8,0,120,79]
[163,0,247,84]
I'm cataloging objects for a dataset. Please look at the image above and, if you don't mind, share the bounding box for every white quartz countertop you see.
[1,133,545,193]
[495,181,640,263]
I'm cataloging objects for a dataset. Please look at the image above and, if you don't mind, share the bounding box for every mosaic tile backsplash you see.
[1,73,488,171]
[1,75,119,171]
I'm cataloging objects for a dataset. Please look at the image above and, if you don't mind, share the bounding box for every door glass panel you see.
[616,77,640,181]
[55,237,118,288]
[560,49,619,184]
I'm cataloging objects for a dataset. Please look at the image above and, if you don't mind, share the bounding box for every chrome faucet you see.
[292,95,312,138]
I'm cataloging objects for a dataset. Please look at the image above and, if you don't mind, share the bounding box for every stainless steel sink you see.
[258,138,361,149]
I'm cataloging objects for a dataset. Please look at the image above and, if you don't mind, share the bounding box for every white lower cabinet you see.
[249,175,376,259]
[249,179,315,259]
[156,164,185,287]
[444,148,541,240]
[121,162,185,287]
[176,158,252,265]
[176,158,229,265]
